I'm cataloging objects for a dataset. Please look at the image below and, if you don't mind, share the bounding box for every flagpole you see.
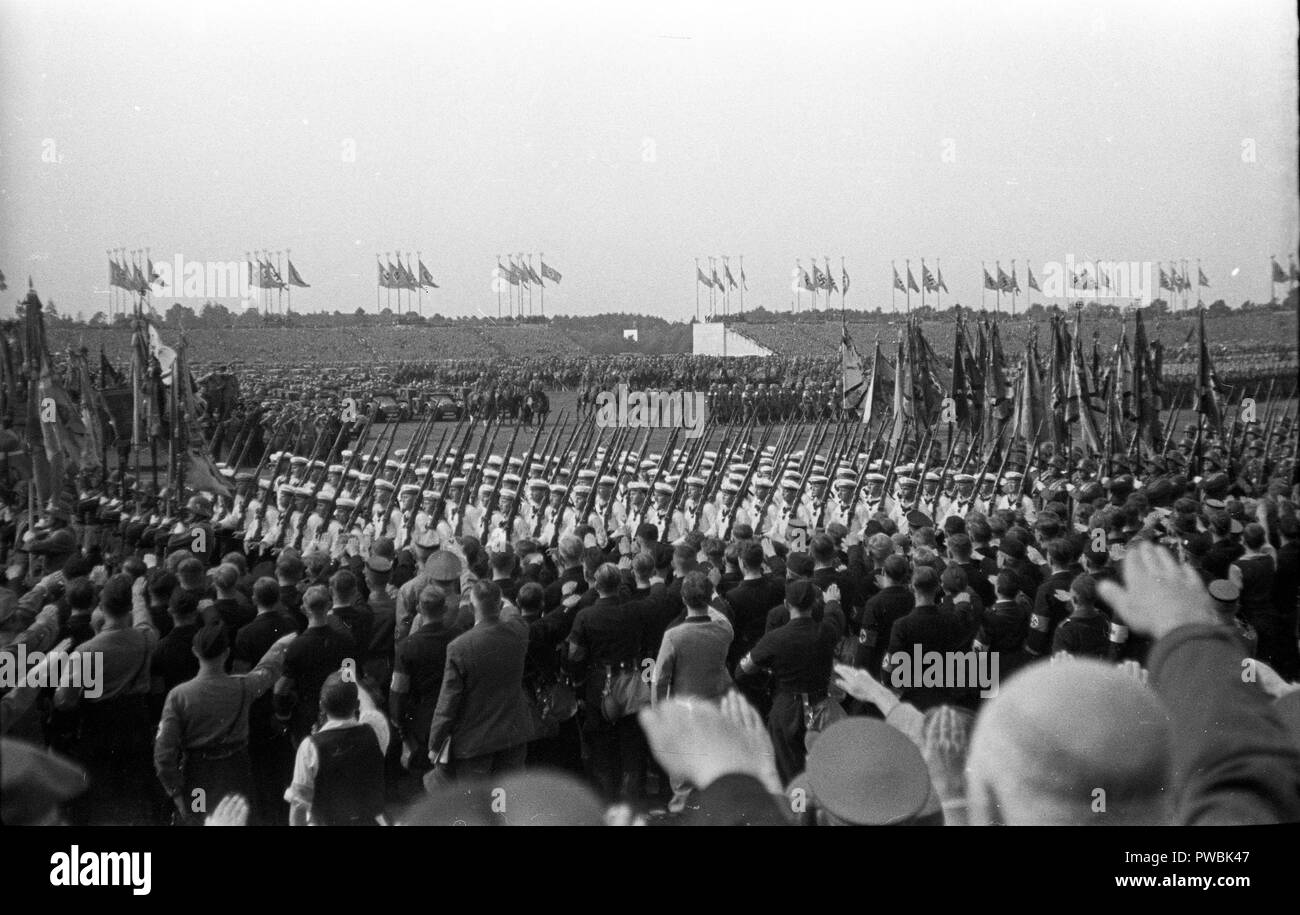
[709,256,716,319]
[935,258,941,311]
[891,261,896,313]
[539,253,545,317]
[981,261,986,312]
[905,259,911,313]
[796,260,802,314]
[1011,259,1017,318]
[921,259,926,310]
[739,255,746,315]
[694,258,700,321]
[841,256,846,312]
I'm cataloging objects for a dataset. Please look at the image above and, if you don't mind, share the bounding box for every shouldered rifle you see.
[480,419,523,541]
[501,413,549,537]
[876,416,910,512]
[929,427,963,513]
[549,419,602,548]
[345,414,398,531]
[720,420,774,541]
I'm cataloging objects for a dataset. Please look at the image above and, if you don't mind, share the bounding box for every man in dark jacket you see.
[426,580,532,779]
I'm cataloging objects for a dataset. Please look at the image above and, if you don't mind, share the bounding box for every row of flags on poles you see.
[379,253,439,290]
[695,257,748,291]
[247,252,310,290]
[494,255,562,288]
[107,250,160,294]
[894,260,949,295]
[105,250,310,294]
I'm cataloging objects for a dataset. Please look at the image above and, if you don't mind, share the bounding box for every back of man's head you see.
[558,534,584,566]
[170,589,201,621]
[967,659,1171,825]
[100,574,134,619]
[490,550,516,578]
[253,576,279,610]
[418,584,447,619]
[177,557,206,591]
[912,566,940,601]
[810,533,835,566]
[470,579,502,618]
[632,550,656,583]
[948,532,973,562]
[883,553,909,585]
[1242,522,1266,551]
[680,571,711,612]
[319,671,359,720]
[330,569,357,603]
[516,582,544,616]
[213,562,239,593]
[303,584,330,618]
[594,563,622,595]
[741,542,765,573]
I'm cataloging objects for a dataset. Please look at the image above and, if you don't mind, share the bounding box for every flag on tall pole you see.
[840,318,868,418]
[1271,256,1287,302]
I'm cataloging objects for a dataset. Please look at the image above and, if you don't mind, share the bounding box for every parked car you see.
[371,395,410,421]
[426,390,465,420]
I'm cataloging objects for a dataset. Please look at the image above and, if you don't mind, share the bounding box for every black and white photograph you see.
[1,0,1298,882]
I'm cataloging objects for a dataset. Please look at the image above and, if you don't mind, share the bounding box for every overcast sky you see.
[1,0,1296,320]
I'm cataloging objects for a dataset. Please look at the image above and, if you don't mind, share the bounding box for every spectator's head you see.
[1069,574,1097,613]
[594,563,622,597]
[516,582,544,617]
[489,550,516,580]
[680,571,711,614]
[276,553,304,584]
[558,534,583,568]
[417,584,447,620]
[177,558,206,592]
[740,542,765,575]
[66,578,96,614]
[470,580,502,620]
[170,589,202,623]
[303,584,330,620]
[995,570,1019,599]
[967,517,991,546]
[947,532,973,562]
[1242,523,1266,552]
[99,574,133,619]
[809,534,836,567]
[967,659,1171,825]
[672,542,696,575]
[867,532,894,563]
[329,569,358,606]
[212,562,239,595]
[911,566,940,604]
[319,671,359,722]
[1047,538,1079,571]
[940,564,967,597]
[192,621,230,664]
[634,522,658,546]
[221,552,247,576]
[631,550,656,585]
[253,576,279,611]
[882,553,909,586]
[784,579,817,618]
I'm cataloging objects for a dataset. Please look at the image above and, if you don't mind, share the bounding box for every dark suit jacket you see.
[427,617,532,759]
